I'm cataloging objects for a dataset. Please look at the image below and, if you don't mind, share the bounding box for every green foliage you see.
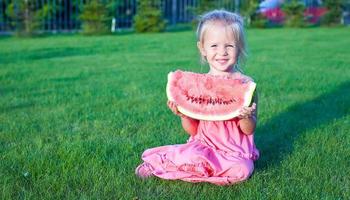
[250,14,269,28]
[80,0,110,35]
[35,4,54,22]
[133,0,166,33]
[240,0,260,27]
[194,0,217,15]
[106,0,130,21]
[187,0,217,29]
[282,0,306,27]
[189,0,237,28]
[34,4,59,31]
[192,0,237,14]
[321,0,344,26]
[4,1,65,36]
[5,0,40,36]
[239,0,270,28]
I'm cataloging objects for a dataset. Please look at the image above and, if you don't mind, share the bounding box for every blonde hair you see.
[196,10,247,70]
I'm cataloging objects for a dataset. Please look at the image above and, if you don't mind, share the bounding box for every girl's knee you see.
[226,159,254,182]
[239,159,254,180]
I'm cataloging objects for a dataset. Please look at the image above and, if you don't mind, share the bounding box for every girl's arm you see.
[238,93,258,135]
[180,115,199,136]
[167,100,199,136]
[238,115,256,135]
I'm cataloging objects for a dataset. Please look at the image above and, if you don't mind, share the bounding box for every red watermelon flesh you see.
[166,70,256,121]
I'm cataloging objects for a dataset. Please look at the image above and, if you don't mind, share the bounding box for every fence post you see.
[0,0,3,31]
[235,0,239,13]
[172,0,176,25]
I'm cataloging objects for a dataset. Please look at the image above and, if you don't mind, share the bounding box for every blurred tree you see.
[322,0,345,25]
[194,0,217,14]
[191,0,238,16]
[240,0,260,26]
[188,0,238,28]
[80,0,110,34]
[282,0,306,27]
[133,0,166,32]
[107,0,135,29]
[5,0,40,36]
[240,0,271,28]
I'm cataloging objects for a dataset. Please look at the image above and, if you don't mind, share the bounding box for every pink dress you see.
[137,117,259,185]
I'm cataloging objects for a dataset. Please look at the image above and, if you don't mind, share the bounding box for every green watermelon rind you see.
[166,71,257,121]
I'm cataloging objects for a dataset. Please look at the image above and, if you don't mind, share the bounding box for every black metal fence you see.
[0,0,115,33]
[0,0,238,33]
[1,0,348,34]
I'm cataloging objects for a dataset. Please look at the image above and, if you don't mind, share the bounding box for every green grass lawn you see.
[1,27,349,199]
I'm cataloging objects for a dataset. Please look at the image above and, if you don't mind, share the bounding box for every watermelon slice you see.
[166,70,256,121]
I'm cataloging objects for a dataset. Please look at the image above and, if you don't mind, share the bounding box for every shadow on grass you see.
[0,102,35,114]
[0,47,88,64]
[255,81,350,170]
[25,47,97,60]
[166,23,194,33]
[0,46,120,64]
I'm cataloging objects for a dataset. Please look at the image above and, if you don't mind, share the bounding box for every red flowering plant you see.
[262,7,285,24]
[304,7,327,24]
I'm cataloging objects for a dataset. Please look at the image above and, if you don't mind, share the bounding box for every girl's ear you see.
[197,41,206,57]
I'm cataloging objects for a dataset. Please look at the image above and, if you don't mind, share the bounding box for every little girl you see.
[135,10,259,186]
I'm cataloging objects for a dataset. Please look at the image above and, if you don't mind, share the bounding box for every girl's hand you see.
[237,103,256,119]
[167,100,185,117]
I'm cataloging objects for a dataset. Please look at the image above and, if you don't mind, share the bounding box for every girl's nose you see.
[218,47,228,56]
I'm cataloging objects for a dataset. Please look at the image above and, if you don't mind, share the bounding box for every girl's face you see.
[197,23,238,75]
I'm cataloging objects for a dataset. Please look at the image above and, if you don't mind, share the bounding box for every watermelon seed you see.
[214,98,218,104]
[185,94,236,105]
[219,98,223,104]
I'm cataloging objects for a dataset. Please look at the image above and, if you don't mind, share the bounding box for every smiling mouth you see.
[216,59,229,64]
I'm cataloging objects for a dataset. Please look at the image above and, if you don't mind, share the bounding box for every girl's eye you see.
[227,44,236,48]
[211,45,217,48]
